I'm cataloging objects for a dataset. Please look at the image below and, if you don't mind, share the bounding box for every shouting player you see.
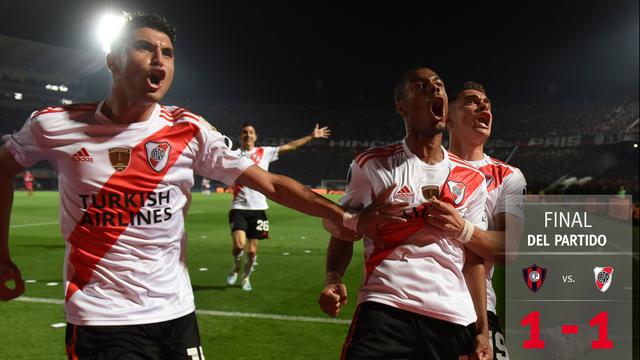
[227,123,330,291]
[430,81,526,360]
[319,68,492,360]
[0,13,395,359]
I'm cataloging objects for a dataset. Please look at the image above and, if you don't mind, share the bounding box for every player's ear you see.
[106,52,121,78]
[446,111,454,129]
[395,100,406,119]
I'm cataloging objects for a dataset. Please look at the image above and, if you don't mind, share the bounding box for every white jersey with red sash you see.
[468,154,526,314]
[231,146,279,210]
[340,140,488,326]
[3,102,253,325]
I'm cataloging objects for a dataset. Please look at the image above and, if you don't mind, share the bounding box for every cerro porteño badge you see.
[523,264,547,293]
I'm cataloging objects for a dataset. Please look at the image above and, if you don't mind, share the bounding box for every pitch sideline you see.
[14,296,351,325]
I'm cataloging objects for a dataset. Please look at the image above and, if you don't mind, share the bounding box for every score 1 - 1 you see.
[520,311,613,349]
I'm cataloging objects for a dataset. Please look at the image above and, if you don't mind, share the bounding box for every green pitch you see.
[1,191,511,359]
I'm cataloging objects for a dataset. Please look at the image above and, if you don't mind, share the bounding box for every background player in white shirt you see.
[227,122,330,291]
[428,81,527,360]
[201,178,211,196]
[0,12,394,359]
[319,68,492,360]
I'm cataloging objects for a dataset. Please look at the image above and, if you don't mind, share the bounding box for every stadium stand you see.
[1,35,637,203]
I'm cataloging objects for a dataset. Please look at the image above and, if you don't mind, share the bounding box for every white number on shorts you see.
[256,220,269,231]
[490,330,509,360]
[186,346,205,360]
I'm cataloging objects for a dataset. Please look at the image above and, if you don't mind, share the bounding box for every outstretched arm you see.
[236,164,343,223]
[0,146,26,301]
[278,124,331,153]
[236,165,405,240]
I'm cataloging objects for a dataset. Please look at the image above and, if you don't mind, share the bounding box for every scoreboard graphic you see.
[505,195,634,360]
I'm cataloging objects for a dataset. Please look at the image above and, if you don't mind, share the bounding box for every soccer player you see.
[319,67,492,360]
[227,123,331,291]
[23,170,34,197]
[201,177,211,196]
[431,81,527,360]
[0,13,395,359]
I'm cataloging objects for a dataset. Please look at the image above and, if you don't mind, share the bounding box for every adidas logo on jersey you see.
[72,147,94,162]
[394,185,414,200]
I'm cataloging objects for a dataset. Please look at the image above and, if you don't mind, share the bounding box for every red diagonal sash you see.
[65,122,198,301]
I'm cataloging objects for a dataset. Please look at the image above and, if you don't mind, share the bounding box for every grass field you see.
[1,191,367,359]
[0,191,545,359]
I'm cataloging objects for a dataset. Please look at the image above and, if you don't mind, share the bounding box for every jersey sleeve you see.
[193,127,254,185]
[267,146,280,163]
[463,177,489,231]
[197,115,218,132]
[1,113,49,167]
[495,168,527,219]
[339,161,373,210]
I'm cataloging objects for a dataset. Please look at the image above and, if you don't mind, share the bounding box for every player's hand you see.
[0,260,25,301]
[323,218,362,241]
[426,198,465,239]
[357,185,408,242]
[470,333,492,360]
[311,124,331,139]
[318,282,348,317]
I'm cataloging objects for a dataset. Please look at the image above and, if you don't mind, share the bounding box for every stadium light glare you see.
[634,144,638,148]
[59,85,68,92]
[14,92,22,100]
[61,99,73,105]
[97,12,126,53]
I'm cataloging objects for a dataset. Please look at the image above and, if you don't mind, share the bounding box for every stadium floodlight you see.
[59,85,68,92]
[634,144,638,148]
[97,12,126,53]
[14,92,22,100]
[61,99,73,105]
